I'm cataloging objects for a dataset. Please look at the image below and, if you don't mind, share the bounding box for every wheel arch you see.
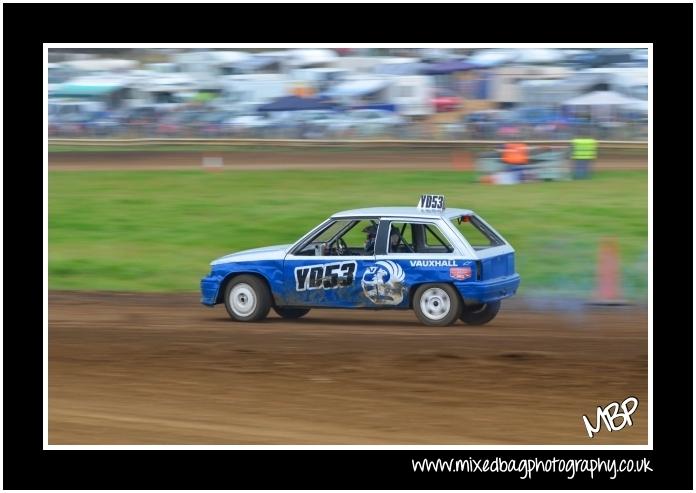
[216,271,278,306]
[408,281,462,308]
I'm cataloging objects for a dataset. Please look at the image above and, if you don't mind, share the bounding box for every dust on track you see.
[49,291,648,445]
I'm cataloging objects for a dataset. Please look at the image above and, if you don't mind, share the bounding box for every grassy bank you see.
[48,169,648,298]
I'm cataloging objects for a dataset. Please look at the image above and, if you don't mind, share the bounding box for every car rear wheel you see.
[459,300,501,325]
[224,275,271,322]
[273,307,311,319]
[413,284,462,326]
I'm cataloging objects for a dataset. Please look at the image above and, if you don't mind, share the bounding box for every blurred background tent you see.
[421,60,476,75]
[323,79,391,98]
[467,49,519,68]
[563,90,643,106]
[257,95,339,112]
[624,99,648,113]
[515,48,565,65]
[562,90,645,129]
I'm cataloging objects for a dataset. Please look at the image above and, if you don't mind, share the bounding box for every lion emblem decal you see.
[361,260,406,305]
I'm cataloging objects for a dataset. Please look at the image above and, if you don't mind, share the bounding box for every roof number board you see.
[417,194,446,211]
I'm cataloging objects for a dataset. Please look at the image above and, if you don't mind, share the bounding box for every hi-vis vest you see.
[501,142,529,164]
[572,138,598,160]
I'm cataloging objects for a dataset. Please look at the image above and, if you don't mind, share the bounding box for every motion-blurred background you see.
[48,47,648,140]
[47,47,649,445]
[48,47,648,301]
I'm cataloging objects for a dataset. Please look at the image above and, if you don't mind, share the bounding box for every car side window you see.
[388,222,453,254]
[292,218,379,257]
[449,215,504,250]
[337,219,379,256]
[387,223,415,253]
[293,220,351,256]
[423,224,454,253]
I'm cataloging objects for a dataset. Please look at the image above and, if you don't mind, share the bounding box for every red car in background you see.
[432,89,462,112]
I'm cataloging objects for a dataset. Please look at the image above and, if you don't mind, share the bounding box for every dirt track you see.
[48,151,647,171]
[49,292,648,445]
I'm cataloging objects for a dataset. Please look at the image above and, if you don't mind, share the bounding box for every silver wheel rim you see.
[420,288,451,321]
[229,283,257,317]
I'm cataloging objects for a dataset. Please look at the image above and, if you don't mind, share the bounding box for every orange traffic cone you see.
[589,237,628,305]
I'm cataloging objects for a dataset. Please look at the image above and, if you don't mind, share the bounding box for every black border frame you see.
[4,2,693,489]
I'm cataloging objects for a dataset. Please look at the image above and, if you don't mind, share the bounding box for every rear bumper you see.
[454,274,521,304]
[200,274,223,306]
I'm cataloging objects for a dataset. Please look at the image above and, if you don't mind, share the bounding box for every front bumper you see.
[454,274,521,304]
[200,274,224,306]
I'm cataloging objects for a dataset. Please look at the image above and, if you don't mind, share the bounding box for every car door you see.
[282,218,379,308]
[372,220,473,308]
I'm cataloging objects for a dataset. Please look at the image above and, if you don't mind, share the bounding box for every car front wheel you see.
[273,307,311,319]
[224,275,272,322]
[459,300,501,325]
[413,284,462,326]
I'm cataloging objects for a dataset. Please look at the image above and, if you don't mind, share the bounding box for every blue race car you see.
[201,195,520,326]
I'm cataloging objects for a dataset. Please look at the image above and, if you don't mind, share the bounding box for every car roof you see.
[331,207,474,220]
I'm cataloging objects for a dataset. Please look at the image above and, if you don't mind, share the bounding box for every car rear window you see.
[450,215,505,250]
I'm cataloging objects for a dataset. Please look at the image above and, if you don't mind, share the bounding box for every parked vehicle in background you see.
[173,50,251,87]
[509,107,574,139]
[155,110,205,136]
[347,109,405,136]
[462,110,506,139]
[49,99,104,116]
[120,105,164,136]
[61,58,139,76]
[144,62,183,74]
[219,74,292,114]
[49,112,91,136]
[290,67,349,93]
[222,114,267,136]
[83,110,122,136]
[50,77,134,111]
[286,110,339,138]
[48,63,75,93]
[48,100,107,136]
[284,110,347,138]
[224,112,296,138]
[432,88,462,112]
[467,49,518,68]
[443,114,469,139]
[386,75,435,117]
[128,73,195,112]
[193,110,241,137]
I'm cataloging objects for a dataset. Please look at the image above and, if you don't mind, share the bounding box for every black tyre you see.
[273,307,311,319]
[223,275,272,322]
[459,300,501,326]
[413,283,462,326]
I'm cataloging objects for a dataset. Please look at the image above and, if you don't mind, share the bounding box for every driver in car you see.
[363,224,377,254]
[388,226,405,252]
[363,224,403,255]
